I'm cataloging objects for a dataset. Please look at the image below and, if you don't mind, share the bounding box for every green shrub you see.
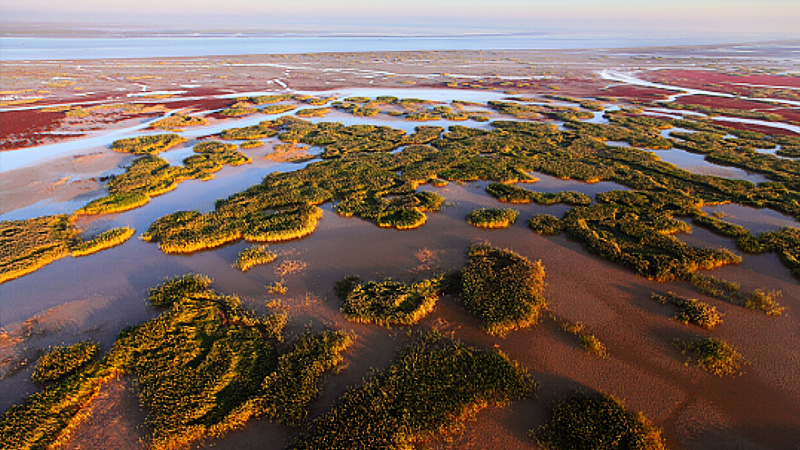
[534,391,666,450]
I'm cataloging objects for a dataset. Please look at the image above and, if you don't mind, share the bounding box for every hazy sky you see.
[2,0,799,38]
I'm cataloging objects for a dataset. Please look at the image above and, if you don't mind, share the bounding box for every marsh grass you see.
[234,245,277,272]
[71,227,134,257]
[296,107,331,118]
[486,183,591,206]
[0,275,353,450]
[111,134,186,155]
[239,140,264,149]
[0,215,77,283]
[460,244,546,335]
[32,342,101,383]
[534,391,666,450]
[652,292,722,329]
[528,214,563,234]
[686,273,784,316]
[677,337,744,376]
[289,333,535,450]
[336,276,442,325]
[466,207,519,228]
[149,114,207,130]
[559,321,608,357]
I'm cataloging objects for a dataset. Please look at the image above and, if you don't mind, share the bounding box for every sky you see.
[2,0,799,40]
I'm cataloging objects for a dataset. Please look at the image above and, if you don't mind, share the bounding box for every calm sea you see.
[0,33,723,61]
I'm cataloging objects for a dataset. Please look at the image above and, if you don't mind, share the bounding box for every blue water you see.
[0,33,727,61]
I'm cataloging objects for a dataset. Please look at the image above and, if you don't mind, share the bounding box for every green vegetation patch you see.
[556,190,740,282]
[652,292,722,329]
[0,275,353,450]
[460,244,546,335]
[466,207,519,228]
[534,391,666,450]
[149,114,207,130]
[678,337,744,376]
[736,226,800,281]
[295,107,331,117]
[111,134,187,155]
[71,227,134,257]
[144,204,323,253]
[239,140,264,149]
[32,342,101,383]
[685,272,784,316]
[78,142,251,215]
[0,215,78,283]
[261,104,296,115]
[486,183,591,206]
[219,121,279,140]
[528,214,563,234]
[335,275,442,325]
[289,334,535,450]
[234,245,277,271]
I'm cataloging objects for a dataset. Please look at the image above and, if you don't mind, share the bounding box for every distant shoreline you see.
[4,34,792,61]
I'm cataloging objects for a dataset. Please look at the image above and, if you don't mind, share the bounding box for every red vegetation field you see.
[675,95,800,125]
[646,69,800,89]
[0,109,64,150]
[643,70,800,100]
[710,120,798,137]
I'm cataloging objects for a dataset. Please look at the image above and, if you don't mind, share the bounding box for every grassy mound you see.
[32,342,101,383]
[111,134,186,155]
[289,334,535,450]
[534,391,666,450]
[0,215,77,283]
[460,244,547,335]
[149,114,207,130]
[335,276,442,325]
[486,183,591,206]
[71,227,134,257]
[234,245,277,271]
[528,214,563,234]
[466,207,519,228]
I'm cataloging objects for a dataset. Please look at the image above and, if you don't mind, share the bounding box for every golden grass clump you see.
[534,391,666,450]
[110,134,187,155]
[71,227,134,257]
[288,333,535,450]
[0,275,353,450]
[466,207,519,228]
[335,275,442,326]
[460,244,547,335]
[234,245,277,271]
